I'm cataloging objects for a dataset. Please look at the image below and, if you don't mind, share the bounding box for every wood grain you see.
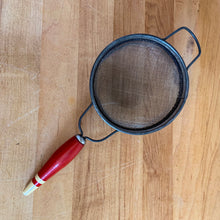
[1,0,220,219]
[0,0,42,219]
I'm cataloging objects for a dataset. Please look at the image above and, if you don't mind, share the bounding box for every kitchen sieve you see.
[24,26,201,195]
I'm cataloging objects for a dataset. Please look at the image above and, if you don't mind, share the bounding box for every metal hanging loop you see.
[163,26,201,70]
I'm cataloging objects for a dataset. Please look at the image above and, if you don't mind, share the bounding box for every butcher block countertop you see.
[0,0,220,219]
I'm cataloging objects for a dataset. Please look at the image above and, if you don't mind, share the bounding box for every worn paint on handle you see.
[23,135,85,196]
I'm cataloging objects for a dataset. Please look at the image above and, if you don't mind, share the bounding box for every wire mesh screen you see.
[93,40,183,130]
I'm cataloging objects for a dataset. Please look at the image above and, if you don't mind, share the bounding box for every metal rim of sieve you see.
[89,34,188,135]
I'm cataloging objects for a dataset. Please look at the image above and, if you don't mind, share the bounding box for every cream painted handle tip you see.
[23,181,38,196]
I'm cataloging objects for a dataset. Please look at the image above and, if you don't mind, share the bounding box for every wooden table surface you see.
[1,0,220,219]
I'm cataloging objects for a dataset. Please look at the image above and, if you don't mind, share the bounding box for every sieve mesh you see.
[93,39,184,130]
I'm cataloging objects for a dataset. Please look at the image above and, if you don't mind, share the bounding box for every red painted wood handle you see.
[23,135,85,196]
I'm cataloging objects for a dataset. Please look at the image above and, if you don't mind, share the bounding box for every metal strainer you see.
[89,27,201,135]
[24,27,201,196]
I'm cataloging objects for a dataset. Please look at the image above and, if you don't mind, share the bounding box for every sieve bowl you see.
[89,26,201,135]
